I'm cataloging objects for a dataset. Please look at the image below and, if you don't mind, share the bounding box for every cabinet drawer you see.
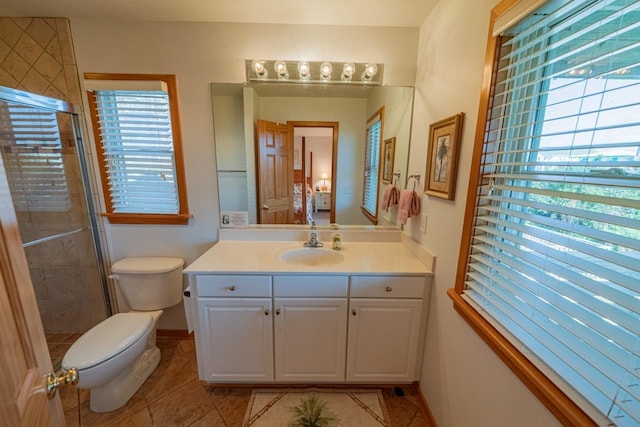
[274,275,348,297]
[350,276,425,298]
[196,275,271,297]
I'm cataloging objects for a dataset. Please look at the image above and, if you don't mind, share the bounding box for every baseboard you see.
[157,328,191,338]
[413,382,438,427]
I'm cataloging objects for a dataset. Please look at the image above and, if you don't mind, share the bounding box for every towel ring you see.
[405,172,421,190]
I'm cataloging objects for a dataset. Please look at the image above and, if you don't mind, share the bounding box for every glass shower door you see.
[0,87,110,340]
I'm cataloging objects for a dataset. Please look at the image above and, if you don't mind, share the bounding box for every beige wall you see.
[408,0,561,426]
[68,19,419,328]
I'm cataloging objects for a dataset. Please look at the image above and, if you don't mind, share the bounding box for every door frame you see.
[288,121,339,224]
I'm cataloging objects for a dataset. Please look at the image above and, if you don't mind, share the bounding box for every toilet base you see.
[89,346,161,413]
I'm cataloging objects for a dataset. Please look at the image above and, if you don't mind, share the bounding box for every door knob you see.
[47,368,79,399]
[262,204,270,210]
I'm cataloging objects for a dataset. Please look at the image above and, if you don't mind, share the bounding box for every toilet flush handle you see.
[107,274,119,280]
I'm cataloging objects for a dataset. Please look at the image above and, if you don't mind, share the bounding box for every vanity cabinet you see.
[346,276,425,382]
[190,271,429,384]
[195,275,274,382]
[273,275,348,382]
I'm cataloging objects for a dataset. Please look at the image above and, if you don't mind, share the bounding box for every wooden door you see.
[0,156,65,425]
[274,298,347,382]
[256,119,293,224]
[346,298,423,382]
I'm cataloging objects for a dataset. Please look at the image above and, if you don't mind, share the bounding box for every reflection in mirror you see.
[212,83,414,227]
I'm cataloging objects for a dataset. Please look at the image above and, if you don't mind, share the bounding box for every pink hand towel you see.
[389,186,400,208]
[398,190,421,224]
[398,189,413,224]
[409,190,421,217]
[381,183,394,210]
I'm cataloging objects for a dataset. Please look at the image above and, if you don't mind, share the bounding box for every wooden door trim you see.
[288,121,339,224]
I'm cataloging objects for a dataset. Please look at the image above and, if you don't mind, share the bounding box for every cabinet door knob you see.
[276,308,281,315]
[264,309,270,316]
[385,286,392,292]
[352,309,357,316]
[228,285,236,291]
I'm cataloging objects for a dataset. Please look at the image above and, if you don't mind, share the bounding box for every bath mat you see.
[242,387,390,426]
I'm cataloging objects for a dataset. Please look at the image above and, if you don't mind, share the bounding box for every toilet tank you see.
[111,257,184,311]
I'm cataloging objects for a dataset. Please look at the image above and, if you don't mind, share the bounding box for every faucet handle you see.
[310,221,316,230]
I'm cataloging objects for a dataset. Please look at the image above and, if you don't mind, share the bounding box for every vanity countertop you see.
[183,240,432,275]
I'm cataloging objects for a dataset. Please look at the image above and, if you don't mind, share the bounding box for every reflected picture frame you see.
[382,137,396,183]
[425,112,464,200]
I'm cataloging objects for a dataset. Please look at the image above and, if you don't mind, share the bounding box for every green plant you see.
[288,394,338,427]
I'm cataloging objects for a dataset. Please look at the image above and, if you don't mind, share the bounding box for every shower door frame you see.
[0,85,112,318]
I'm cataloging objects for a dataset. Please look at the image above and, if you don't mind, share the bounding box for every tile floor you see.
[52,334,432,426]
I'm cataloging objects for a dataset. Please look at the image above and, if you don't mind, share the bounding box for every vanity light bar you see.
[246,60,383,85]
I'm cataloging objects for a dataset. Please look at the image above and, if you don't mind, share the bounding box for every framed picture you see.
[382,137,396,183]
[425,112,464,200]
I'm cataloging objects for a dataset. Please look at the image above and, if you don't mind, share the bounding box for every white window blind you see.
[464,0,640,425]
[0,103,69,212]
[362,113,382,218]
[92,90,179,214]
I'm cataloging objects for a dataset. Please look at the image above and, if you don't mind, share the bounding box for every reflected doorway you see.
[291,122,338,226]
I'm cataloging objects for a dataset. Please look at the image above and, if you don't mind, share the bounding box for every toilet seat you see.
[63,312,153,370]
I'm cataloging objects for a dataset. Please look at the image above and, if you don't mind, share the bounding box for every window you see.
[452,1,640,426]
[86,73,190,224]
[362,106,384,223]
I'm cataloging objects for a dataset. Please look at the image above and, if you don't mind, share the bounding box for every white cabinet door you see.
[197,298,274,382]
[346,298,423,382]
[274,298,348,382]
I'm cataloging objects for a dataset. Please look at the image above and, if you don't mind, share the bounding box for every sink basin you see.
[278,248,344,266]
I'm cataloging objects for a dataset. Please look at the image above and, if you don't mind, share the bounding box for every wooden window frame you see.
[361,106,385,225]
[85,73,191,225]
[449,1,597,425]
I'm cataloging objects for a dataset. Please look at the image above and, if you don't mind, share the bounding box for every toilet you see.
[62,257,184,413]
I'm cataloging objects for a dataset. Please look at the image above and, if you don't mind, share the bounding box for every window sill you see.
[102,213,193,225]
[360,207,378,225]
[447,288,596,427]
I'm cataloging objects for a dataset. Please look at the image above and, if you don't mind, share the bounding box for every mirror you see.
[212,83,414,227]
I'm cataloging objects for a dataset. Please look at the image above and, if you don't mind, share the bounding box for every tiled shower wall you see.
[0,17,81,104]
[0,17,108,332]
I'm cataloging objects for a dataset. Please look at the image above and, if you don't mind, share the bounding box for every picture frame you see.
[382,137,396,183]
[425,112,464,200]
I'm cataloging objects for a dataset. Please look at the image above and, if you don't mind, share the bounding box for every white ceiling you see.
[0,0,439,27]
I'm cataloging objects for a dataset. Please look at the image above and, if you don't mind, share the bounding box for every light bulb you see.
[341,62,355,82]
[274,60,289,80]
[319,62,332,81]
[361,63,378,81]
[297,61,310,81]
[251,60,268,79]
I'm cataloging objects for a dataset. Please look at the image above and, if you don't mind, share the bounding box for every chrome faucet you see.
[304,231,323,247]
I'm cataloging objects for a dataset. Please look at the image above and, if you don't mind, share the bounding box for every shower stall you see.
[0,86,111,335]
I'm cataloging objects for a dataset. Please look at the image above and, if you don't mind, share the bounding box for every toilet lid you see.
[62,312,153,370]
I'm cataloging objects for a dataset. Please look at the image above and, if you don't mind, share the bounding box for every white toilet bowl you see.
[62,310,163,412]
[62,256,184,413]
